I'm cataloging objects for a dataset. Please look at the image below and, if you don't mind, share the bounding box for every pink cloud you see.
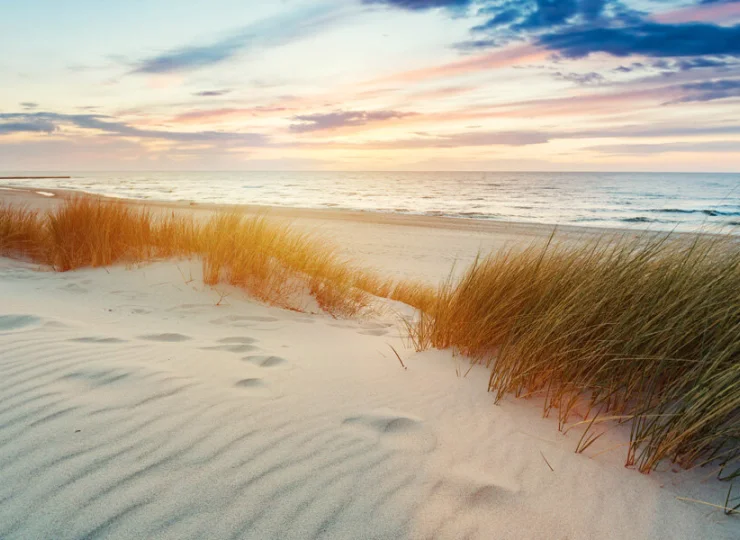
[653,2,740,24]
[368,45,546,86]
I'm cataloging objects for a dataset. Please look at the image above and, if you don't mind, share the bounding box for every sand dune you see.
[0,257,736,539]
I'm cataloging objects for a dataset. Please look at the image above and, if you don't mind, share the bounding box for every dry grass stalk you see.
[0,197,384,317]
[409,232,740,477]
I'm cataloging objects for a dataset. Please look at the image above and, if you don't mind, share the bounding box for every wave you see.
[622,217,660,223]
[647,208,740,217]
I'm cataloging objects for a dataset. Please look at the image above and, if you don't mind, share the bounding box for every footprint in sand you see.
[69,336,128,344]
[429,474,516,508]
[0,314,43,332]
[242,355,289,368]
[202,336,260,354]
[60,283,88,294]
[166,303,213,313]
[342,411,437,453]
[234,378,272,396]
[210,314,279,326]
[358,328,390,336]
[138,333,192,342]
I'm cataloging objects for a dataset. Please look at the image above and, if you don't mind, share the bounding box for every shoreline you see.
[0,184,730,282]
[0,183,700,237]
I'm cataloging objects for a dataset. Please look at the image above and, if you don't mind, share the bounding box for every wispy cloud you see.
[130,4,346,75]
[538,21,740,59]
[20,102,39,110]
[588,141,740,155]
[653,0,740,24]
[0,119,56,135]
[171,107,289,124]
[0,112,269,145]
[672,79,740,103]
[369,44,544,85]
[552,71,605,85]
[289,110,416,132]
[192,89,232,97]
[354,129,550,148]
[362,0,474,12]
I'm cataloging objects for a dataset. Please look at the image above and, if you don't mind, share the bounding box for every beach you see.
[1,187,738,539]
[0,186,667,283]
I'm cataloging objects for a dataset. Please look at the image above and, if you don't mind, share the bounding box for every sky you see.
[1,0,739,172]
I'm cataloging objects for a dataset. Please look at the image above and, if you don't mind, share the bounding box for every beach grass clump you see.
[42,197,199,270]
[410,233,740,476]
[0,197,377,317]
[0,204,45,260]
[45,197,155,270]
[200,212,371,316]
[390,279,438,313]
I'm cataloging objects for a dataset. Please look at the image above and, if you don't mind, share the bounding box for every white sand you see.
[0,188,738,539]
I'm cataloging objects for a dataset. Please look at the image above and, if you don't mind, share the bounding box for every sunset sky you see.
[1,0,739,171]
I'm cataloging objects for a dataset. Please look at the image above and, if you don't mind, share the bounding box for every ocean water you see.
[2,171,739,233]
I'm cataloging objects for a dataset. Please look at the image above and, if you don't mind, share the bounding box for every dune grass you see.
[409,232,740,478]
[3,195,738,481]
[0,204,44,261]
[0,197,385,316]
[199,211,372,316]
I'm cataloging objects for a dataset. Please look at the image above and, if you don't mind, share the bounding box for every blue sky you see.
[1,0,739,171]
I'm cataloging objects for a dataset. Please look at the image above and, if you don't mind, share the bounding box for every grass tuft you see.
[409,233,740,476]
[0,197,377,316]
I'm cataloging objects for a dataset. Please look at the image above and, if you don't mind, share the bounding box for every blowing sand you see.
[0,187,737,539]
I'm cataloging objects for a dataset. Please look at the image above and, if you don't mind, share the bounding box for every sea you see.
[1,171,739,233]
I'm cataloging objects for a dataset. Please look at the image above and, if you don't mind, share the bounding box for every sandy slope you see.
[0,257,737,540]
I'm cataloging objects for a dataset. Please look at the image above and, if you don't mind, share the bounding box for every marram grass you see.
[2,196,738,480]
[409,232,740,478]
[0,196,427,317]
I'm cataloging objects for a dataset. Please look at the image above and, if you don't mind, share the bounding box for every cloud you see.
[333,130,550,149]
[384,130,550,147]
[370,44,544,84]
[537,21,740,59]
[552,70,605,85]
[130,4,344,75]
[362,0,473,11]
[451,38,500,51]
[471,8,521,31]
[0,119,56,135]
[192,89,232,97]
[570,124,740,138]
[289,110,415,132]
[171,107,289,124]
[653,0,740,24]
[673,78,740,102]
[20,102,39,110]
[469,0,611,35]
[588,141,740,155]
[0,112,268,145]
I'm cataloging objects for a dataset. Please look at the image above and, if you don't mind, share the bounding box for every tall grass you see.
[6,196,737,479]
[410,233,740,477]
[0,197,382,316]
[0,204,44,260]
[200,212,371,316]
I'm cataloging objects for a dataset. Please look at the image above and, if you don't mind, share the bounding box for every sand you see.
[1,187,738,539]
[0,186,658,283]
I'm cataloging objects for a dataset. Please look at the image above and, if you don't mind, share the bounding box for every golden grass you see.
[0,197,381,316]
[409,232,740,478]
[199,211,371,316]
[3,195,738,480]
[0,204,44,260]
